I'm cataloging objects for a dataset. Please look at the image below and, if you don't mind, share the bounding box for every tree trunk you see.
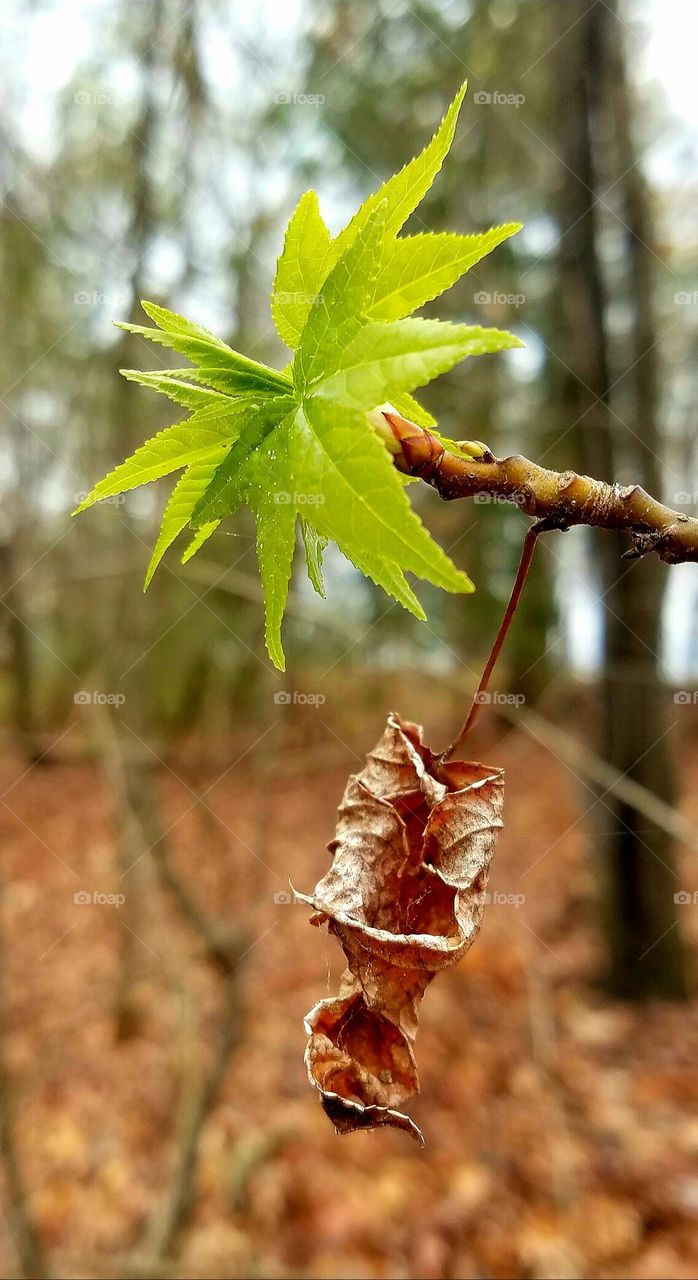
[557,0,687,998]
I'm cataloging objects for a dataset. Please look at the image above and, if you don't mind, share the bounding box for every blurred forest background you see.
[2,0,698,1277]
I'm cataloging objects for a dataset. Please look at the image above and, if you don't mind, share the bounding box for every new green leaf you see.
[73,416,243,513]
[273,80,468,343]
[145,454,226,587]
[292,400,473,598]
[272,191,333,349]
[300,519,328,597]
[332,81,468,253]
[294,201,387,391]
[308,319,521,409]
[367,225,522,322]
[77,81,524,669]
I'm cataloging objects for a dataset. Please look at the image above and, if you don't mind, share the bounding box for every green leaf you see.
[293,201,387,392]
[132,365,268,392]
[276,81,468,346]
[162,366,289,398]
[229,429,300,670]
[116,303,291,395]
[181,520,219,564]
[190,397,298,527]
[144,452,227,588]
[121,367,272,402]
[309,318,522,409]
[254,492,297,671]
[390,391,437,429]
[79,79,526,667]
[119,368,256,416]
[367,225,522,322]
[332,81,468,255]
[72,416,242,513]
[272,191,333,349]
[291,400,473,598]
[300,518,327,597]
[337,546,425,619]
[141,301,233,350]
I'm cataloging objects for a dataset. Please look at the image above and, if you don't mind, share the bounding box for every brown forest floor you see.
[2,698,698,1280]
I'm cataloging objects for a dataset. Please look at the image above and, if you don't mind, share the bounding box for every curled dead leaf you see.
[296,712,504,1142]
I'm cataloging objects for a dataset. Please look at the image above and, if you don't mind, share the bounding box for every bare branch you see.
[382,411,698,565]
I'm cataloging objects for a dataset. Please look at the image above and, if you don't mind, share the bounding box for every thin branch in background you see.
[95,708,248,1261]
[494,702,698,855]
[525,960,584,1274]
[143,788,246,1261]
[93,701,150,1040]
[0,890,48,1280]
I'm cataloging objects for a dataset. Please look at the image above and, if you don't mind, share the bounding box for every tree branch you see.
[381,410,698,564]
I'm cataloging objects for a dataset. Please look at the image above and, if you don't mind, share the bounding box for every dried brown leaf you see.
[297,712,504,1141]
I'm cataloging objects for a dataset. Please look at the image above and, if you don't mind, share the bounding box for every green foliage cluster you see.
[76,83,521,668]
